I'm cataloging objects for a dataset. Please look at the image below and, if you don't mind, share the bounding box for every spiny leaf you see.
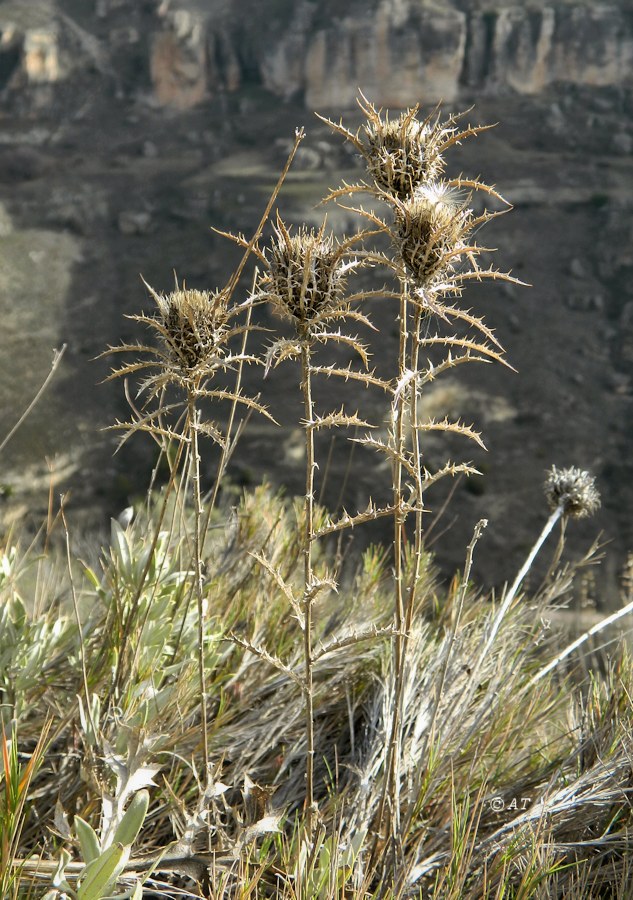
[211,226,267,265]
[264,338,301,374]
[419,350,494,386]
[338,308,377,335]
[107,418,189,453]
[311,329,371,366]
[313,625,396,662]
[228,633,304,690]
[309,364,391,391]
[415,302,504,350]
[103,357,169,382]
[248,551,303,627]
[449,176,512,207]
[303,573,338,607]
[394,367,418,402]
[450,267,527,289]
[421,335,508,365]
[314,113,364,153]
[352,433,418,481]
[196,420,227,448]
[422,461,481,491]
[315,500,404,538]
[414,418,486,450]
[307,409,375,432]
[195,389,279,426]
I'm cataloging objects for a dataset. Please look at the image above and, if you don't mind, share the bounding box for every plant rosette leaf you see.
[77,842,128,900]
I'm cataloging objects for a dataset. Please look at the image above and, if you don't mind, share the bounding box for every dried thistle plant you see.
[105,278,271,791]
[240,214,383,839]
[106,279,265,439]
[6,104,630,900]
[482,466,601,673]
[322,94,523,874]
[325,93,487,201]
[101,131,309,802]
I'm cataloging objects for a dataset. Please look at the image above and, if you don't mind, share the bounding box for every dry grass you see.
[2,96,632,899]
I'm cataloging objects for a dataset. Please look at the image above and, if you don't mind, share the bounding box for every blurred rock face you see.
[1,2,632,112]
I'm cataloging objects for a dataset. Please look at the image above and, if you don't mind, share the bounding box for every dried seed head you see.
[264,221,348,325]
[394,183,470,285]
[364,110,443,200]
[154,285,229,372]
[544,466,601,519]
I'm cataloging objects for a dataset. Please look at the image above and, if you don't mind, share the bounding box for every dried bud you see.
[364,109,441,200]
[394,183,470,285]
[264,219,349,326]
[152,285,229,372]
[544,466,601,519]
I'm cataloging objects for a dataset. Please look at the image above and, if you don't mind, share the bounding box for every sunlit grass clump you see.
[2,485,633,898]
[2,96,633,899]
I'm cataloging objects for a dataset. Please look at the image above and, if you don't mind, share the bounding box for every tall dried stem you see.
[188,396,210,780]
[376,275,409,859]
[300,339,317,835]
[481,465,601,668]
[250,216,376,840]
[322,94,522,880]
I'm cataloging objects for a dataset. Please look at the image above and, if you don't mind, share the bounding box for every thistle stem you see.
[189,394,210,785]
[300,340,316,837]
[405,300,425,635]
[480,504,564,663]
[375,279,409,868]
[529,595,633,686]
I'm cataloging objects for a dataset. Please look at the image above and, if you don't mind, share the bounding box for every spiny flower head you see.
[148,281,230,374]
[262,218,353,327]
[394,182,472,285]
[363,107,442,200]
[544,466,601,519]
[354,95,488,202]
[105,278,239,407]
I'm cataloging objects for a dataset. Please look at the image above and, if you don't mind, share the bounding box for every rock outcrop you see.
[0,1,113,111]
[1,1,632,112]
[148,1,633,109]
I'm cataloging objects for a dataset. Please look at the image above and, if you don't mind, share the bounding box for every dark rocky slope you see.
[1,0,632,600]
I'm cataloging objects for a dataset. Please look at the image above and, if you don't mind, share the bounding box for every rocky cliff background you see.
[1,0,632,601]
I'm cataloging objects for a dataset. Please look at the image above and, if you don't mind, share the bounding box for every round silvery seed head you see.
[544,466,601,518]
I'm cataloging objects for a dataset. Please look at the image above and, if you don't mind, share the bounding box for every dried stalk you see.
[301,338,317,836]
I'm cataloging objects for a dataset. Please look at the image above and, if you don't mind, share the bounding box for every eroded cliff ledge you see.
[1,1,632,112]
